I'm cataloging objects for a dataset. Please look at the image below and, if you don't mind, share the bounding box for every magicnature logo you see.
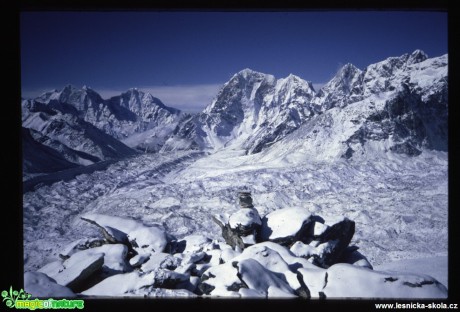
[2,287,84,310]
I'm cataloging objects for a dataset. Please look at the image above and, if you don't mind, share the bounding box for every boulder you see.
[81,268,189,296]
[228,208,261,236]
[310,217,355,268]
[236,259,297,298]
[340,246,373,269]
[40,251,104,291]
[238,191,254,208]
[198,262,244,297]
[321,263,448,299]
[24,272,76,298]
[233,244,309,297]
[259,207,314,246]
[212,215,245,250]
[80,214,169,255]
[59,237,106,260]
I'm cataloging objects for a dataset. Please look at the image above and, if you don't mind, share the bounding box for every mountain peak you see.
[406,49,428,65]
[234,68,269,80]
[339,63,361,75]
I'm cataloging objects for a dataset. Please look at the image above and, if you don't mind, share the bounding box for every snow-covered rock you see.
[24,272,76,298]
[59,237,106,259]
[232,244,307,295]
[81,268,188,297]
[236,258,297,298]
[198,262,243,297]
[80,213,169,254]
[259,207,313,246]
[321,263,447,299]
[39,251,104,291]
[228,208,262,239]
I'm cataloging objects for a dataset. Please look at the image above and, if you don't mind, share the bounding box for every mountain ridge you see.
[22,50,448,177]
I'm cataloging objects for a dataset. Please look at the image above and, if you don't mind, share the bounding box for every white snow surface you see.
[321,263,447,299]
[24,272,77,298]
[80,213,168,254]
[259,207,312,240]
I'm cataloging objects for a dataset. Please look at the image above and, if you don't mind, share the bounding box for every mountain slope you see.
[256,51,447,163]
[22,100,138,168]
[22,127,80,179]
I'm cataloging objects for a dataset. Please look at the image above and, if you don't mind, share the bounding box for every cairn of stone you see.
[212,192,262,250]
[238,191,254,208]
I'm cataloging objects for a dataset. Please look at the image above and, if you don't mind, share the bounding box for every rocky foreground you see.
[24,193,447,299]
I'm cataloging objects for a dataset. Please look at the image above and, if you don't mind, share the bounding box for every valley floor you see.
[23,149,448,288]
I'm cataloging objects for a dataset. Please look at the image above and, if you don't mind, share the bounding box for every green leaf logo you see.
[1,286,32,309]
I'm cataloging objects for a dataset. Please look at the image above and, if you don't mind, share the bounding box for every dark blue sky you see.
[20,11,448,112]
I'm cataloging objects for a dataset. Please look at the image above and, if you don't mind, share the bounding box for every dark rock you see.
[311,217,355,268]
[238,191,254,208]
[340,246,373,269]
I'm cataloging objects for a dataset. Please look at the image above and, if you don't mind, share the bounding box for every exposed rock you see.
[198,262,244,297]
[212,215,245,250]
[59,237,107,260]
[340,246,373,269]
[311,217,355,268]
[238,191,254,208]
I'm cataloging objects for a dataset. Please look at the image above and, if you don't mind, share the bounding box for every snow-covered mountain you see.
[21,86,188,176]
[162,50,447,159]
[21,99,138,179]
[256,50,448,163]
[161,69,317,154]
[29,85,184,152]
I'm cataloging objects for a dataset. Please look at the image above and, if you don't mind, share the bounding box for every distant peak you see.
[407,49,428,65]
[61,84,78,93]
[125,87,141,95]
[286,73,300,80]
[239,68,257,75]
[235,68,267,79]
[340,63,360,73]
